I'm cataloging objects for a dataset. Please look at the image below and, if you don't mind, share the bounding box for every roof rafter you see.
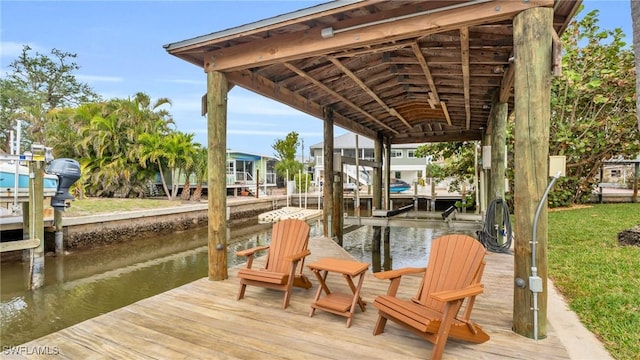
[329,57,413,130]
[225,70,377,139]
[410,42,440,108]
[460,27,471,130]
[283,62,398,134]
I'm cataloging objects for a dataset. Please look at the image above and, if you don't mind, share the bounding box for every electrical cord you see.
[476,198,512,253]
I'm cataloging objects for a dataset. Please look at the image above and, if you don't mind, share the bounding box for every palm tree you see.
[191,146,208,201]
[138,132,172,200]
[165,132,197,200]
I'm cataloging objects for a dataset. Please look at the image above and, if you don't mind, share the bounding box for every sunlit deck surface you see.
[16,237,587,359]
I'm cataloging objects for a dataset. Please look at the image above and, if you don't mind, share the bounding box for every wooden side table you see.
[307,258,370,327]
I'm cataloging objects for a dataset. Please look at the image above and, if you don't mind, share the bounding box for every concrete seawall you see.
[53,197,291,251]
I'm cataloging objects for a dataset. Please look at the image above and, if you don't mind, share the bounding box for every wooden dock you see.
[10,237,604,359]
[258,206,323,224]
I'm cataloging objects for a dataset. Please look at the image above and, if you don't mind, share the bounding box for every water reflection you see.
[1,220,460,347]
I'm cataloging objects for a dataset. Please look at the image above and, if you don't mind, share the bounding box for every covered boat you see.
[389,179,411,194]
[0,163,58,198]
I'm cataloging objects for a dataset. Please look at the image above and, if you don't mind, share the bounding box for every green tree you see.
[166,132,197,200]
[190,146,208,201]
[138,131,197,201]
[415,141,476,194]
[417,9,640,208]
[0,79,28,152]
[2,45,99,146]
[549,9,640,206]
[46,93,179,198]
[272,131,303,181]
[138,133,171,199]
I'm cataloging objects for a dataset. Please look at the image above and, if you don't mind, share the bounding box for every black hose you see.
[476,198,512,253]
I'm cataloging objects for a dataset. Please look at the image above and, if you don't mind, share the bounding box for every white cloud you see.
[76,74,123,83]
[228,129,322,137]
[0,41,43,58]
[170,97,202,112]
[228,95,303,116]
[231,120,279,127]
[161,79,204,85]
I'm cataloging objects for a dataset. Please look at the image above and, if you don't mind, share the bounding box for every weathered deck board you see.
[12,236,575,359]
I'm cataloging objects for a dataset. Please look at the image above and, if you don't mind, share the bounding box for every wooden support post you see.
[371,134,384,271]
[332,170,343,245]
[382,226,391,271]
[22,202,30,262]
[599,166,604,203]
[373,133,383,211]
[255,169,259,198]
[491,99,508,243]
[323,108,334,237]
[481,132,491,214]
[384,137,391,211]
[372,226,381,272]
[490,101,508,202]
[54,209,64,255]
[28,159,45,290]
[633,163,639,203]
[513,7,553,339]
[207,70,229,281]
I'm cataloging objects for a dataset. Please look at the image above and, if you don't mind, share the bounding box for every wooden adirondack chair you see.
[372,234,489,360]
[236,218,313,309]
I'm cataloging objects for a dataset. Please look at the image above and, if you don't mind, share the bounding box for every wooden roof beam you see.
[410,42,440,109]
[460,27,471,130]
[283,62,398,134]
[499,60,515,102]
[329,57,413,130]
[225,69,376,139]
[204,0,554,71]
[331,40,414,59]
[440,101,453,126]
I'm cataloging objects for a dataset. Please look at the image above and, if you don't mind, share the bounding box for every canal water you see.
[0,220,457,347]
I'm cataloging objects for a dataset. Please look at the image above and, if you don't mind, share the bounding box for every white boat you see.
[0,163,58,198]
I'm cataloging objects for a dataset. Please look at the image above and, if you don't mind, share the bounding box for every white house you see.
[309,132,435,187]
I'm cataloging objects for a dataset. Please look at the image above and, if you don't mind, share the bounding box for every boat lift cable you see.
[477,198,512,253]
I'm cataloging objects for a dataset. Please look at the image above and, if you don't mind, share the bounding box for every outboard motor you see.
[46,158,81,211]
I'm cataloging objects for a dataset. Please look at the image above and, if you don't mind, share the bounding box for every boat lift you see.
[1,122,81,290]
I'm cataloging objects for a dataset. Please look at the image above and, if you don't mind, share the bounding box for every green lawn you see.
[548,203,640,360]
[64,197,183,217]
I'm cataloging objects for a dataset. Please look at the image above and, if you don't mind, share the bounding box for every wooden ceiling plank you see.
[225,70,377,139]
[460,27,471,130]
[329,57,413,130]
[203,0,554,71]
[283,62,398,134]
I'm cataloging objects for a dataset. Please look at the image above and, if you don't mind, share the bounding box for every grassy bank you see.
[549,203,640,360]
[64,198,184,217]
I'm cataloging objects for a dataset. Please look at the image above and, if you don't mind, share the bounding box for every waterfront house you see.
[309,132,443,188]
[226,150,278,195]
[159,150,278,197]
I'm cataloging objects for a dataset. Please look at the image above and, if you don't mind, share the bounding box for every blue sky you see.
[0,1,633,157]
